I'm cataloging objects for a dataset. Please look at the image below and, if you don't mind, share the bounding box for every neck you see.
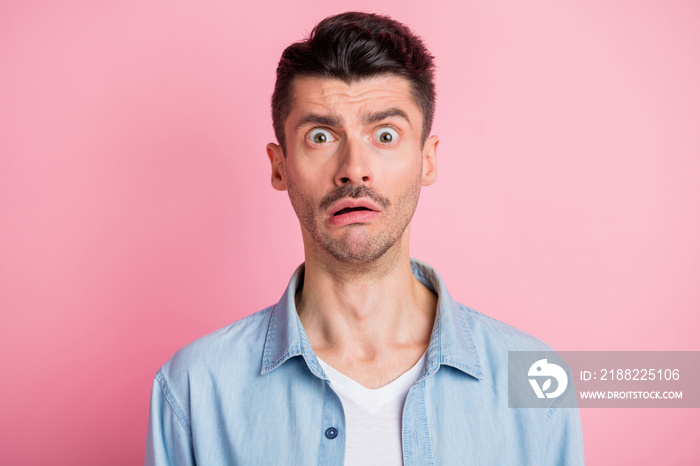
[296,236,437,360]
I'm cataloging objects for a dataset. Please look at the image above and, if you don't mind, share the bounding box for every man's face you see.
[267,74,438,265]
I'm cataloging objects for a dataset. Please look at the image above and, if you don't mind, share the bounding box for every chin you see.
[323,237,398,265]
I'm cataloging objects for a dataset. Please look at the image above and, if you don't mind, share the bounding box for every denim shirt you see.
[146,259,584,465]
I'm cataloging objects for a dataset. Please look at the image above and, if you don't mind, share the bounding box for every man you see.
[146,12,584,465]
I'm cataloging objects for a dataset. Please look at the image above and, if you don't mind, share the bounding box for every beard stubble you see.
[286,169,423,266]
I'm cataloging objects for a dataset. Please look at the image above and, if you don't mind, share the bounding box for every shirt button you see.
[325,427,338,439]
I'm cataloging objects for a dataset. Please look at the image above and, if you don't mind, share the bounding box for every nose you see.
[334,138,374,187]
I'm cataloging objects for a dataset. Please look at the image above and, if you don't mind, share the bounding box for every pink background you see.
[1,0,698,464]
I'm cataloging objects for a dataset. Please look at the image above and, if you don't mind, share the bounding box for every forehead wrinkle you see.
[296,75,413,102]
[327,87,411,107]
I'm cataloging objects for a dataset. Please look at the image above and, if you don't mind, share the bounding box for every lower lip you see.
[328,210,381,227]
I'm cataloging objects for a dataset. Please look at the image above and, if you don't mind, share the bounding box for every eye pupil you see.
[314,133,327,143]
[380,132,393,142]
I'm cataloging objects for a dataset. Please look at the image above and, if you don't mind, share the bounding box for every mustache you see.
[319,185,391,211]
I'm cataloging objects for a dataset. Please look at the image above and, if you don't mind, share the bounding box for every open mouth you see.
[333,207,374,216]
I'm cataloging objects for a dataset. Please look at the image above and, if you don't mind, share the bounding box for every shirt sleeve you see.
[145,372,196,466]
[544,405,585,466]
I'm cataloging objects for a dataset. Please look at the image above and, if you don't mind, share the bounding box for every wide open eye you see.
[308,128,335,144]
[374,127,399,144]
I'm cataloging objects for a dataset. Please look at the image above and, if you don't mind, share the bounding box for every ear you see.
[267,142,287,191]
[421,135,439,186]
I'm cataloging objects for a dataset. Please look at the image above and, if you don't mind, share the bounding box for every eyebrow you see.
[294,107,412,131]
[362,107,411,126]
[294,113,343,130]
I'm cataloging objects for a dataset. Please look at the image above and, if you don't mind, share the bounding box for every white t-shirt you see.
[317,352,427,466]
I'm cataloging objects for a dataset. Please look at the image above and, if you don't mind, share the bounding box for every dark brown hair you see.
[271,12,436,154]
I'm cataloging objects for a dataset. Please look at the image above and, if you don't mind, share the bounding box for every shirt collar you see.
[260,259,483,381]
